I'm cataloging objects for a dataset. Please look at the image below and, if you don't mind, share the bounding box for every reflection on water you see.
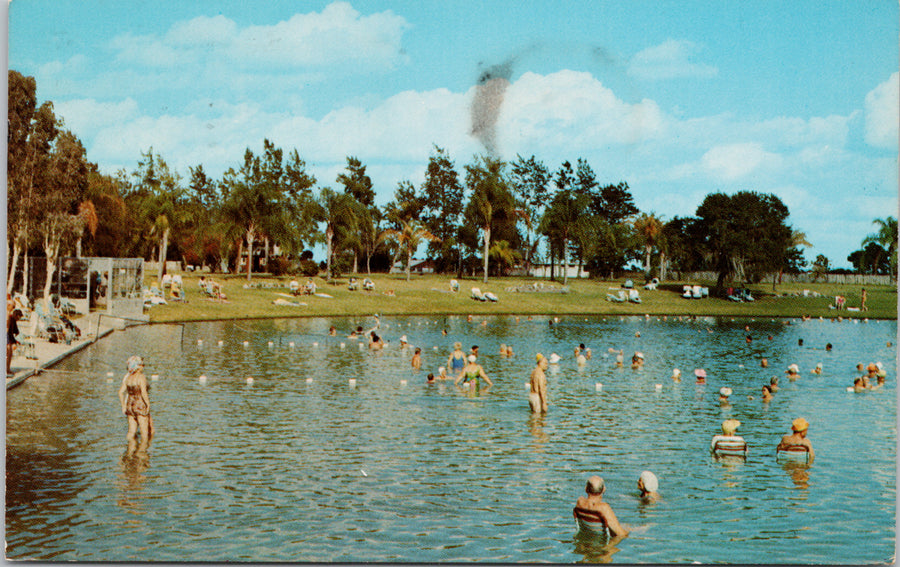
[5,315,896,563]
[572,530,620,563]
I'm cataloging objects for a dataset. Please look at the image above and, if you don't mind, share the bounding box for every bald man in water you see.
[573,476,629,537]
[529,354,549,413]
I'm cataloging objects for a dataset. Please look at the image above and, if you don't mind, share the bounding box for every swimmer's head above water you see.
[585,475,605,495]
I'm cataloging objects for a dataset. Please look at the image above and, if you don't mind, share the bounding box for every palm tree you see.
[863,217,898,279]
[539,190,590,285]
[488,240,522,276]
[465,156,513,284]
[633,212,663,276]
[314,188,359,282]
[380,219,439,281]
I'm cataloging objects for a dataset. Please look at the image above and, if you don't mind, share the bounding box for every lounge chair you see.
[471,287,486,301]
[628,289,641,304]
[348,278,359,291]
[692,285,702,299]
[363,278,374,291]
[484,291,499,302]
[450,279,459,292]
[622,279,634,289]
[683,285,693,299]
[606,290,626,302]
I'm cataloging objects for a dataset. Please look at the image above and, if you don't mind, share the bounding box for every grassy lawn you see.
[145,273,897,323]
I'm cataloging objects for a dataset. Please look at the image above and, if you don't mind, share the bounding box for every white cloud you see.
[54,98,140,139]
[628,39,717,81]
[700,143,782,181]
[109,2,409,71]
[864,71,899,148]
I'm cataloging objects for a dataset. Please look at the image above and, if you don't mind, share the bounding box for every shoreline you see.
[141,274,898,324]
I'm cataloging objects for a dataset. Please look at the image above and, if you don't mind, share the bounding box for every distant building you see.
[390,258,435,275]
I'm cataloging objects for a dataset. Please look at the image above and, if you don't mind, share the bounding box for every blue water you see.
[5,315,897,563]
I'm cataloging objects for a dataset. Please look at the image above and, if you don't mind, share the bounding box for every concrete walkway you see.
[6,313,118,390]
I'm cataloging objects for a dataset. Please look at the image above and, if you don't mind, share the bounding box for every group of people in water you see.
[116,312,889,543]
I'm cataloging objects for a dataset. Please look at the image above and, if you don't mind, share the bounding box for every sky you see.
[7,0,899,268]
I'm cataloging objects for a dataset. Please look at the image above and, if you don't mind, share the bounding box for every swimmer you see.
[811,363,823,375]
[876,368,886,386]
[441,328,448,336]
[505,344,514,358]
[118,356,153,446]
[761,384,774,401]
[447,342,466,374]
[761,358,769,368]
[368,331,384,351]
[856,363,865,373]
[776,418,814,462]
[798,338,804,346]
[718,387,732,405]
[500,344,508,356]
[710,419,745,452]
[529,353,549,413]
[671,368,682,382]
[745,335,752,344]
[470,345,479,356]
[576,353,588,366]
[637,471,660,503]
[852,377,868,392]
[411,347,422,370]
[769,376,779,392]
[694,368,707,384]
[631,352,644,369]
[437,366,449,380]
[399,335,408,348]
[573,476,629,537]
[426,373,436,383]
[786,364,800,380]
[454,354,492,388]
[328,326,337,336]
[614,350,624,368]
[826,343,833,351]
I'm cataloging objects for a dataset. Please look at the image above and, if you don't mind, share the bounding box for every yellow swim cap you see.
[536,353,544,362]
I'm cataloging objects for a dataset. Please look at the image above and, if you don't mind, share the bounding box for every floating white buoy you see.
[289,341,295,348]
[349,378,357,388]
[738,364,744,368]
[400,379,407,386]
[595,383,603,391]
[340,342,346,349]
[246,376,254,384]
[846,386,854,392]
[199,375,207,384]
[217,340,224,347]
[268,341,274,348]
[106,377,113,384]
[433,346,438,350]
[359,343,365,349]
[150,374,159,381]
[106,371,114,377]
[524,382,531,390]
[243,341,249,347]
[306,377,313,383]
[313,342,318,347]
[655,384,663,390]
[361,469,368,477]
[197,339,203,345]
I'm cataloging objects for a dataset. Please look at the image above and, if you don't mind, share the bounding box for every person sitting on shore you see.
[777,418,814,462]
[289,279,300,295]
[637,471,660,503]
[573,476,629,537]
[304,279,317,295]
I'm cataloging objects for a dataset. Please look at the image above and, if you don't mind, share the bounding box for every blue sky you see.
[8,0,899,268]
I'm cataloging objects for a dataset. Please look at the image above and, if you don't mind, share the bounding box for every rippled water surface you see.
[6,315,897,563]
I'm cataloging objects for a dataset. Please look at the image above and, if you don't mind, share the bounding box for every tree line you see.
[9,69,895,303]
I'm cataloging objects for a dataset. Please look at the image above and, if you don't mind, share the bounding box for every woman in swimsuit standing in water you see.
[118,356,153,446]
[447,342,467,374]
[454,354,493,389]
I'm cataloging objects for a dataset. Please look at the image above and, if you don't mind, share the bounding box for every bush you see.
[298,260,319,277]
[268,257,292,276]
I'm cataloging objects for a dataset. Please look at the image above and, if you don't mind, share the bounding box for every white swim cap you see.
[400,335,408,342]
[468,354,477,363]
[438,366,446,373]
[639,470,658,492]
[549,353,561,364]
